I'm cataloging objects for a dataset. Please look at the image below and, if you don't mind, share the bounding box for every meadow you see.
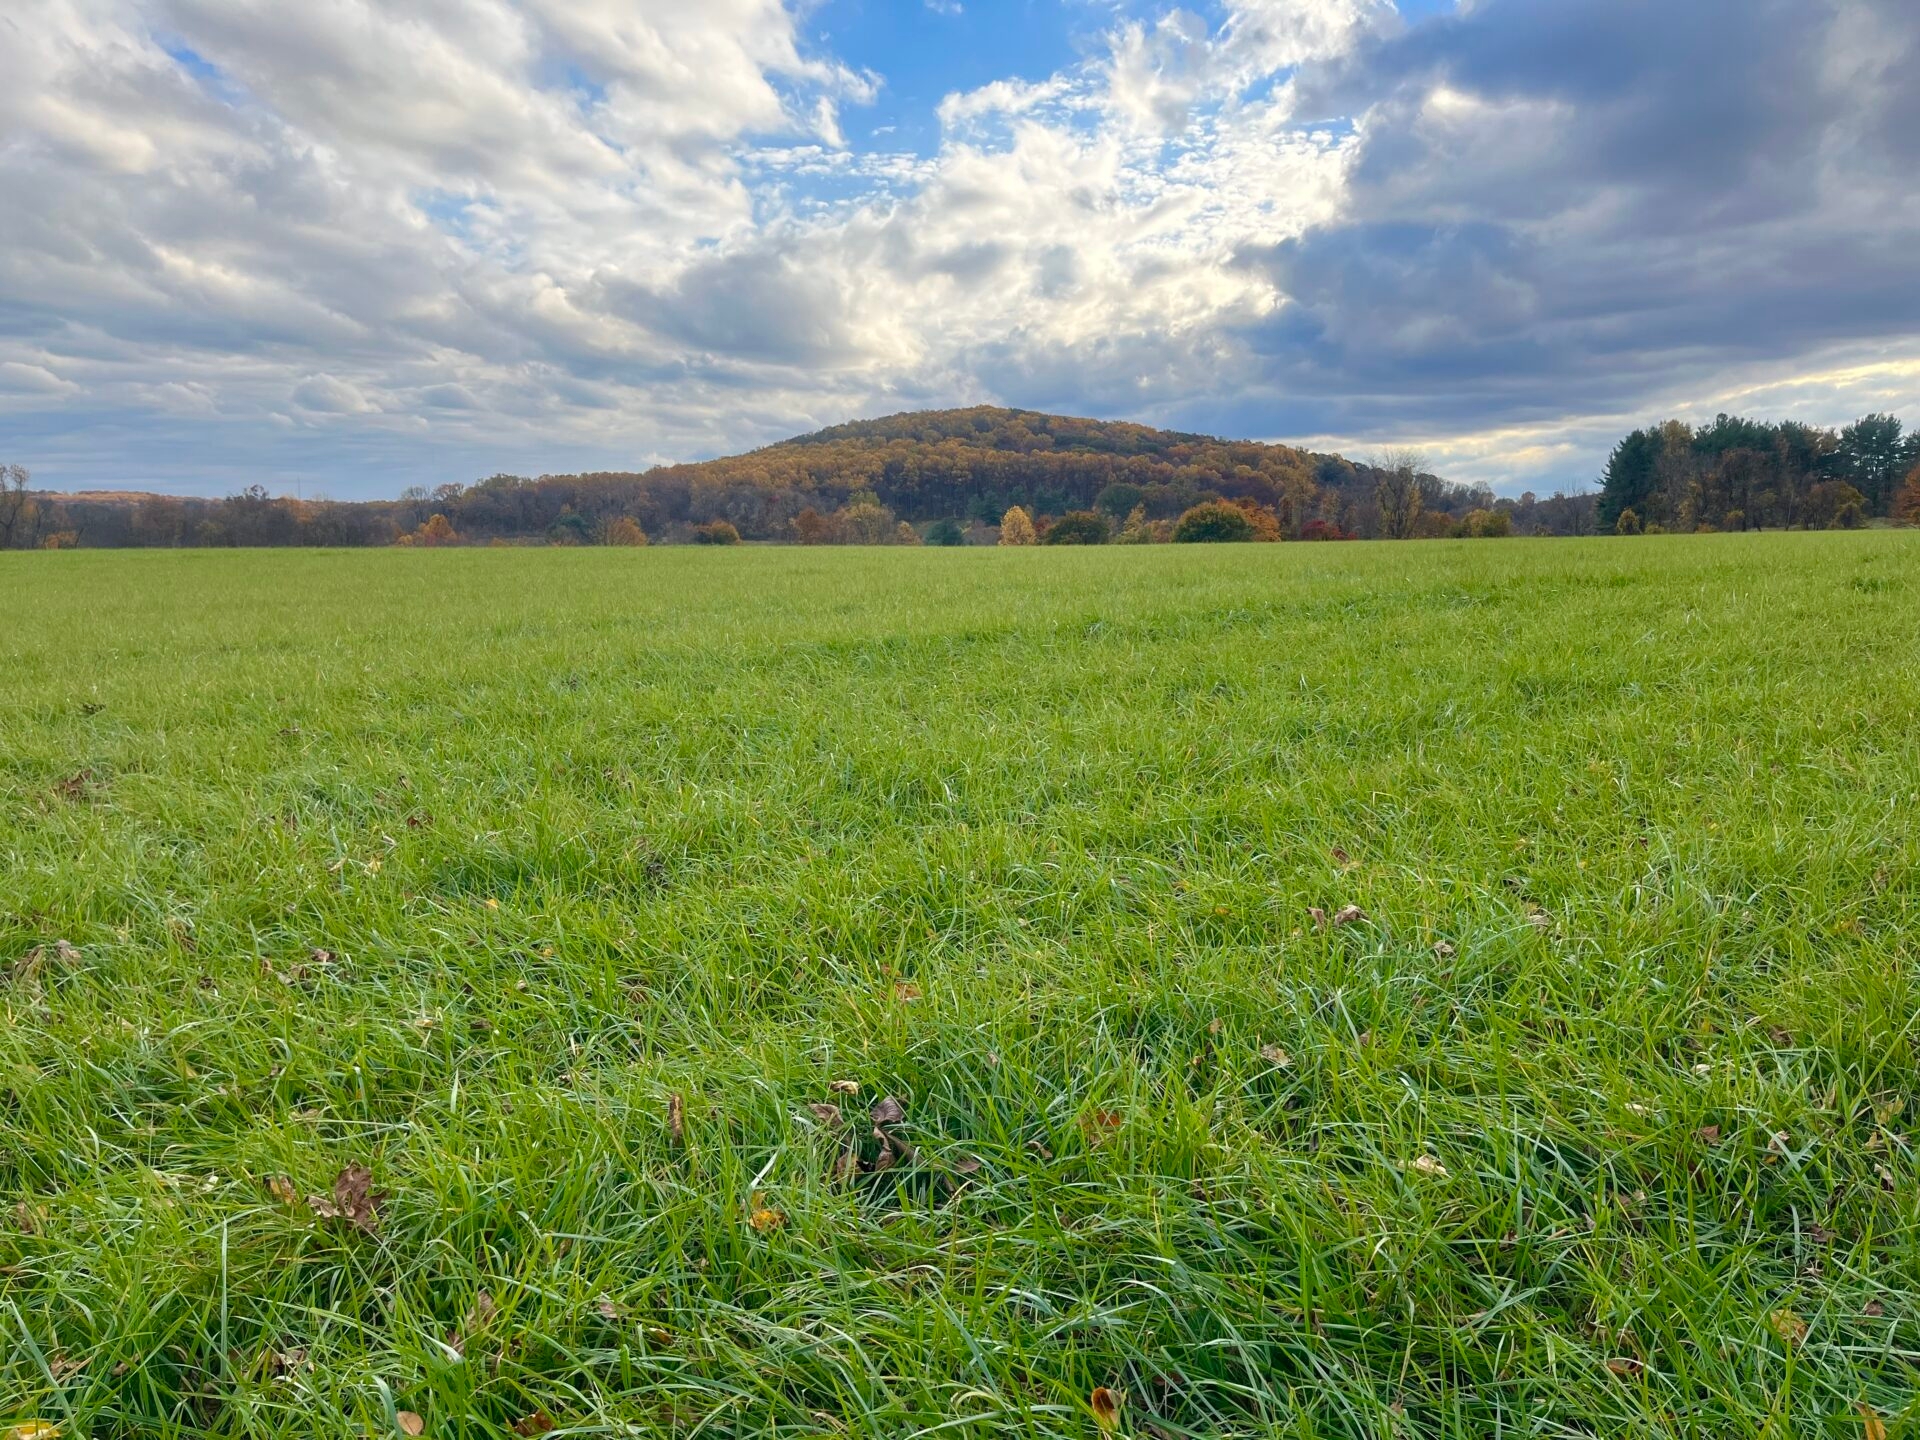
[2,533,1917,1439]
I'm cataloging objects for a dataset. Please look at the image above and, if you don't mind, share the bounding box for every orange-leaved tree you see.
[998,506,1037,545]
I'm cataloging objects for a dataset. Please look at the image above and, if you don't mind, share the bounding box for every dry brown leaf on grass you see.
[396,1412,425,1437]
[871,1096,907,1128]
[2,1423,63,1440]
[1308,907,1329,930]
[1604,1357,1644,1380]
[829,1079,861,1095]
[1768,1309,1808,1346]
[305,1163,384,1234]
[892,981,922,1002]
[1090,1387,1124,1432]
[1409,1155,1449,1178]
[667,1092,684,1146]
[1858,1403,1888,1440]
[512,1412,555,1437]
[596,1297,622,1323]
[450,1290,496,1356]
[1079,1110,1123,1146]
[1696,1125,1722,1147]
[1333,904,1368,926]
[265,1174,298,1207]
[1259,1044,1292,1068]
[807,1103,844,1127]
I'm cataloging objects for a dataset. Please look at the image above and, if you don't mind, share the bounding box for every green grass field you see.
[3,534,1918,1438]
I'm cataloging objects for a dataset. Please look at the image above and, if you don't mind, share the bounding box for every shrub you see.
[792,507,832,545]
[1228,498,1283,541]
[1614,508,1643,536]
[602,516,648,547]
[1298,519,1350,541]
[1173,502,1257,543]
[1836,501,1866,530]
[1460,508,1512,538]
[999,506,1037,546]
[1115,504,1154,544]
[546,511,590,546]
[1043,510,1112,545]
[1095,482,1147,518]
[925,517,967,546]
[895,521,923,546]
[693,520,742,545]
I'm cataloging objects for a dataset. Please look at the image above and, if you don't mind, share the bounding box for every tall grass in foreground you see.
[2,534,1917,1438]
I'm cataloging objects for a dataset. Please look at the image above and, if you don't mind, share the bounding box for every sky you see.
[2,0,1917,500]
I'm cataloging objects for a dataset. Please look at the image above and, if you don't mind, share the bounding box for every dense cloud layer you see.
[2,0,1916,496]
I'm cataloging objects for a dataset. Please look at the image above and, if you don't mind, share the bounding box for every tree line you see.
[2,408,1616,549]
[1598,412,1920,534]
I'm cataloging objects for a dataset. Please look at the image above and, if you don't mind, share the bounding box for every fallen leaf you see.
[1258,1044,1292,1068]
[451,1290,496,1356]
[1696,1125,1722,1147]
[1080,1109,1123,1145]
[892,981,922,1002]
[2,1423,62,1440]
[1409,1155,1449,1178]
[1864,1299,1885,1318]
[305,1162,384,1234]
[1433,940,1457,959]
[831,1143,859,1183]
[748,1193,786,1232]
[871,1096,907,1128]
[1768,1308,1808,1346]
[1308,906,1329,930]
[1604,1357,1644,1380]
[1858,1403,1888,1440]
[953,1155,983,1176]
[667,1092,684,1146]
[1332,905,1367,927]
[1090,1387,1123,1433]
[512,1413,555,1437]
[266,1175,298,1206]
[396,1412,425,1437]
[1331,846,1353,867]
[828,1079,861,1095]
[47,1353,84,1381]
[807,1103,844,1127]
[596,1297,621,1322]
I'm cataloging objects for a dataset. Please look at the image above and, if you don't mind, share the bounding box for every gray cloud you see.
[2,0,1917,499]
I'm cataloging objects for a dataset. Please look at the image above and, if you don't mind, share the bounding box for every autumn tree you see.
[999,506,1037,545]
[1115,504,1154,544]
[1897,466,1920,525]
[403,513,460,547]
[602,515,648,546]
[792,507,833,544]
[838,490,896,544]
[1374,449,1427,540]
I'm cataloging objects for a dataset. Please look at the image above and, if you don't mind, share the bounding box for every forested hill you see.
[7,406,1600,547]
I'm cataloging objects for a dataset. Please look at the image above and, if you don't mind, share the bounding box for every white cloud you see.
[0,0,1915,497]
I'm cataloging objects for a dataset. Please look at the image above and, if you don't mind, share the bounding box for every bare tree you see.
[1374,448,1427,540]
[0,463,34,550]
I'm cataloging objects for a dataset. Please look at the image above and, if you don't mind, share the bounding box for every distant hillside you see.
[8,406,1600,547]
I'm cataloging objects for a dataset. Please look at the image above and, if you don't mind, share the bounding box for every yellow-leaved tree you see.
[999,506,1037,546]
